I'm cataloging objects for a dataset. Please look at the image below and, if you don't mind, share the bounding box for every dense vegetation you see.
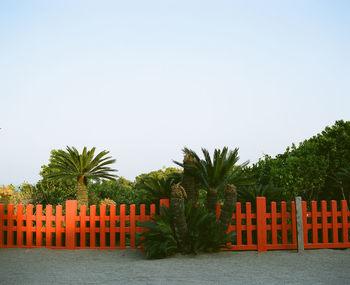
[1,120,349,258]
[1,120,349,207]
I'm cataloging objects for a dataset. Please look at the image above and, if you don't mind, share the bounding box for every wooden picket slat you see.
[100,205,106,248]
[331,201,338,243]
[302,201,308,245]
[90,205,96,248]
[6,204,14,246]
[281,202,287,244]
[270,202,277,245]
[55,205,63,247]
[16,205,24,247]
[311,201,318,244]
[35,205,43,246]
[120,205,125,248]
[246,202,252,246]
[291,202,297,245]
[80,205,87,248]
[110,205,116,248]
[321,201,328,243]
[341,200,348,243]
[236,203,242,245]
[130,204,136,248]
[26,205,33,247]
[46,205,53,247]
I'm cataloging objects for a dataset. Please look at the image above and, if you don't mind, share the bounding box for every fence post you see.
[295,197,304,253]
[65,200,77,249]
[256,197,267,252]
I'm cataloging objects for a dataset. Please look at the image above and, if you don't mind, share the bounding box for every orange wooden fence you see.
[0,198,349,251]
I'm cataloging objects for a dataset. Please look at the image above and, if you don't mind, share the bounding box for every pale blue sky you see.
[1,0,349,186]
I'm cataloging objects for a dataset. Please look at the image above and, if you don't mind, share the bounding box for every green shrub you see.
[138,202,232,259]
[88,180,142,205]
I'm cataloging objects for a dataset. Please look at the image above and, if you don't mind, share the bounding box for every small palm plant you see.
[175,147,249,213]
[135,172,182,203]
[45,146,117,206]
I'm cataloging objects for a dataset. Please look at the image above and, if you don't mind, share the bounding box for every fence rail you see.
[0,198,349,251]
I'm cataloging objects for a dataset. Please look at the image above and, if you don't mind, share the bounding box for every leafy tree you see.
[246,120,350,202]
[45,146,117,206]
[134,167,182,185]
[88,180,142,205]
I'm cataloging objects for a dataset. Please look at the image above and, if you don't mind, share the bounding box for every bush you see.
[138,202,232,259]
[88,180,142,205]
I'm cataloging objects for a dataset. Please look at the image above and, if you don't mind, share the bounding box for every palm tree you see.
[46,146,117,206]
[175,147,248,214]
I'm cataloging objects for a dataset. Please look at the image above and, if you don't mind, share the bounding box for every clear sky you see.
[1,0,349,186]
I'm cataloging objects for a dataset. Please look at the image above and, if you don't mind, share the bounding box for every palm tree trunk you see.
[207,188,218,215]
[76,177,89,207]
[170,184,188,252]
[183,154,198,206]
[219,184,237,237]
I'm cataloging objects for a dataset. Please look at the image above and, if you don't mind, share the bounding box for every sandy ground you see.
[0,248,349,285]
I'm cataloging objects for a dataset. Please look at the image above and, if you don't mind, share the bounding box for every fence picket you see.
[341,200,348,243]
[110,205,116,248]
[55,205,63,247]
[246,202,252,246]
[271,202,277,245]
[80,205,87,248]
[120,205,125,248]
[281,202,287,244]
[90,205,96,248]
[236,203,242,245]
[26,205,33,247]
[331,201,338,243]
[46,205,52,247]
[291,202,297,245]
[130,205,136,248]
[35,205,43,246]
[311,201,318,244]
[321,201,328,243]
[16,205,24,247]
[100,205,106,248]
[7,204,14,246]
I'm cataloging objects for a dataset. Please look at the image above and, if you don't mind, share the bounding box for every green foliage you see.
[185,203,230,254]
[135,172,182,203]
[138,206,178,259]
[138,203,232,259]
[45,146,117,183]
[19,181,75,206]
[134,167,182,185]
[88,180,142,205]
[247,120,350,201]
[237,184,282,205]
[175,147,249,193]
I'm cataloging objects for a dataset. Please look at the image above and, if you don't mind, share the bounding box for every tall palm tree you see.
[46,146,117,206]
